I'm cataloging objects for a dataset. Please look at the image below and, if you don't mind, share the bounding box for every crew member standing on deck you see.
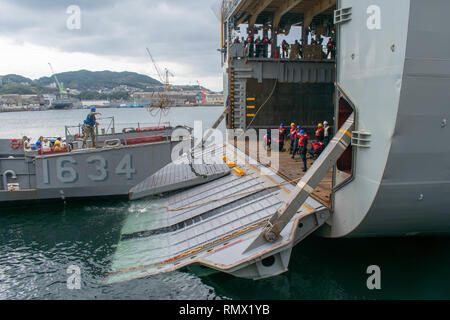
[246,33,254,57]
[255,36,262,58]
[23,136,32,151]
[281,40,289,59]
[323,121,331,146]
[289,40,300,59]
[315,123,325,142]
[299,40,303,58]
[291,125,302,159]
[326,39,333,59]
[264,132,272,151]
[42,138,51,152]
[34,141,41,151]
[53,140,62,151]
[36,136,44,146]
[298,130,310,172]
[82,107,102,148]
[263,35,270,58]
[289,123,296,154]
[278,123,286,152]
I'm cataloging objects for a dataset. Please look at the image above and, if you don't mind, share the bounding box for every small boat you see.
[0,118,189,206]
[119,104,144,109]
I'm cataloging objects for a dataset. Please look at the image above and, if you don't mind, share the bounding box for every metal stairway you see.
[229,67,248,129]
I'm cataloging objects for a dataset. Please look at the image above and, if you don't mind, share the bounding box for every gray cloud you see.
[0,0,222,78]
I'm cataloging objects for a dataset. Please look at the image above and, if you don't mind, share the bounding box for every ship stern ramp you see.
[104,143,330,284]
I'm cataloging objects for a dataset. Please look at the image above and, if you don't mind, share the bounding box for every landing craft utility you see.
[0,115,188,205]
[105,0,450,283]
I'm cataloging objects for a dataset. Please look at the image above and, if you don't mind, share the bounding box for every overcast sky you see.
[0,0,223,91]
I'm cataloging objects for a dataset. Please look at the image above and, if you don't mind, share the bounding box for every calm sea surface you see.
[0,107,449,300]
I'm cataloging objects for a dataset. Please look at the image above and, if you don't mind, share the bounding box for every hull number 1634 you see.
[42,154,136,184]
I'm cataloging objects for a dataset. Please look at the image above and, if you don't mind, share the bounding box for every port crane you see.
[164,69,175,91]
[146,47,174,92]
[48,63,68,97]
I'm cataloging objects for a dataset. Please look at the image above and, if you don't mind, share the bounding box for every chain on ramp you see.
[187,109,228,177]
[194,108,228,150]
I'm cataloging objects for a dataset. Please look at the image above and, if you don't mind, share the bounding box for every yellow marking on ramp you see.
[339,129,352,138]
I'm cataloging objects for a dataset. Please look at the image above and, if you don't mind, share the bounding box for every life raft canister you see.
[10,139,21,149]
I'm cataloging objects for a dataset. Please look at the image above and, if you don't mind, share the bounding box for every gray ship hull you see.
[51,99,74,110]
[314,0,450,237]
[0,138,181,205]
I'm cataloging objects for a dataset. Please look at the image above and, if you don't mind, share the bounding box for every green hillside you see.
[0,70,162,94]
[36,70,161,91]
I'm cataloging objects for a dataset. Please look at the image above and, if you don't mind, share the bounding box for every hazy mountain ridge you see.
[0,70,162,94]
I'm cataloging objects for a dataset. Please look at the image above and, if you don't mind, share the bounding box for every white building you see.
[205,93,224,105]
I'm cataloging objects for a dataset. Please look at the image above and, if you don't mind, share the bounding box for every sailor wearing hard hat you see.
[82,107,102,148]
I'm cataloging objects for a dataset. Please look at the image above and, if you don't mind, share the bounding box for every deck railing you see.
[222,0,242,20]
[64,117,170,139]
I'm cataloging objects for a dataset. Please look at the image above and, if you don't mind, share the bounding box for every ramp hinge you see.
[351,131,371,148]
[334,7,352,25]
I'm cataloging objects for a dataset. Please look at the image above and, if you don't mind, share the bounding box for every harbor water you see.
[0,107,449,300]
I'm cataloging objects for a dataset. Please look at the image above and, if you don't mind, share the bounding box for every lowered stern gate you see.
[104,114,354,283]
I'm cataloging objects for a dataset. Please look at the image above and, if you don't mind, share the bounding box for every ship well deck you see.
[234,138,332,207]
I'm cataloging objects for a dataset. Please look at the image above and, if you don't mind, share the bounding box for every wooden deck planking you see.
[234,139,332,207]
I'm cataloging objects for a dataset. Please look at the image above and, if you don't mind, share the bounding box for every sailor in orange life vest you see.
[298,130,310,172]
[263,132,271,151]
[289,123,297,154]
[278,123,286,152]
[315,123,325,142]
[291,125,302,158]
[309,141,325,159]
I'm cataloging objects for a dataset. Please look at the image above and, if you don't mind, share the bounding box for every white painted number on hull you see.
[87,155,108,182]
[57,157,78,183]
[115,154,136,180]
[46,154,135,184]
